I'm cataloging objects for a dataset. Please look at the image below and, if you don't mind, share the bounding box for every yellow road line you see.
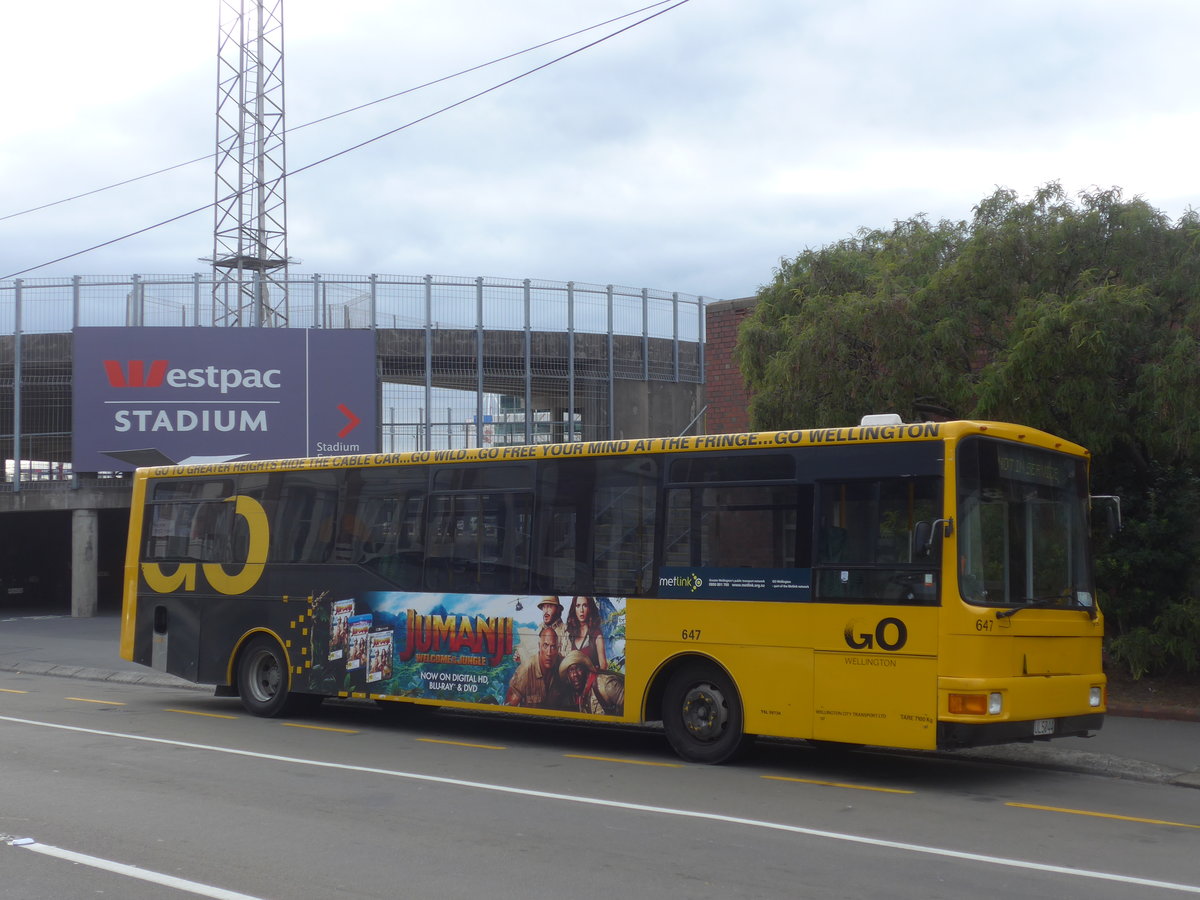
[1007,802,1200,830]
[763,775,915,794]
[0,688,28,694]
[66,697,126,706]
[417,737,506,750]
[165,708,239,720]
[281,722,359,734]
[565,754,682,767]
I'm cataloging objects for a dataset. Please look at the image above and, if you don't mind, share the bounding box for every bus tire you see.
[662,662,753,764]
[236,635,317,717]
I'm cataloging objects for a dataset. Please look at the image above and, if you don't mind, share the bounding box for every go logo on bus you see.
[844,617,908,651]
[142,495,269,596]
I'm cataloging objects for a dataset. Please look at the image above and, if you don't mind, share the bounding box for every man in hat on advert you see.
[559,650,624,716]
[538,596,569,653]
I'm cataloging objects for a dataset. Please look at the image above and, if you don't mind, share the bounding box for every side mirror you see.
[912,518,953,559]
[1091,495,1122,537]
[912,521,933,559]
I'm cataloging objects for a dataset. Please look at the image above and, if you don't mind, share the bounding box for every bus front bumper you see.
[937,712,1104,749]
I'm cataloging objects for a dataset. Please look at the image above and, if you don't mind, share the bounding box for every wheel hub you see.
[249,650,281,702]
[680,683,727,742]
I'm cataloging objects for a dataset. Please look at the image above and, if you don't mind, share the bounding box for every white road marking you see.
[1,712,1198,895]
[4,835,267,900]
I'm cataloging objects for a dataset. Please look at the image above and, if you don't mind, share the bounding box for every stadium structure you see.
[0,273,711,615]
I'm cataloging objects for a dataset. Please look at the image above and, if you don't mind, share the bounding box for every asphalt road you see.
[2,670,1199,900]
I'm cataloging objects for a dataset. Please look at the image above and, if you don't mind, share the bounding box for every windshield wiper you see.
[996,597,1069,619]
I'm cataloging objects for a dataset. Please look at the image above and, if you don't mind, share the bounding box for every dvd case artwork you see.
[329,599,356,661]
[346,614,372,670]
[367,630,394,683]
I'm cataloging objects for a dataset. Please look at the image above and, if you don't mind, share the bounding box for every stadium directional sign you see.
[72,327,377,471]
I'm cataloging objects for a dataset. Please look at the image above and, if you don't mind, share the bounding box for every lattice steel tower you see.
[210,0,290,326]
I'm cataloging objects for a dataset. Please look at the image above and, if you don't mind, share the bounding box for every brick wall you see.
[703,297,758,434]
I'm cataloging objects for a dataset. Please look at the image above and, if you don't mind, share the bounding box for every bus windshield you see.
[956,437,1094,615]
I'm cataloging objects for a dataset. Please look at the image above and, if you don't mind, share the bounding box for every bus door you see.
[810,475,941,749]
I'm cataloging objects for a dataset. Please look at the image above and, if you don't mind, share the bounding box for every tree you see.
[734,183,1200,677]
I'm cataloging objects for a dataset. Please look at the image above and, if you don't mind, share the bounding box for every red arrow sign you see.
[337,404,362,439]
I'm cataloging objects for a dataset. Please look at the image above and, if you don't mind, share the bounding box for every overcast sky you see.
[2,0,1197,301]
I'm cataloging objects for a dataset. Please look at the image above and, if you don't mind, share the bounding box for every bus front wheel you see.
[662,663,753,764]
[237,636,319,717]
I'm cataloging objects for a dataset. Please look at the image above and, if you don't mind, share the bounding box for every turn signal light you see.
[948,692,1004,715]
[949,693,987,715]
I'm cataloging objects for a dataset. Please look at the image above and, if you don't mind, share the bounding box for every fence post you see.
[369,273,378,330]
[128,275,141,326]
[523,279,532,445]
[424,275,434,449]
[672,291,680,383]
[12,279,22,492]
[641,287,649,382]
[475,276,484,448]
[567,281,575,442]
[72,275,82,329]
[607,284,615,440]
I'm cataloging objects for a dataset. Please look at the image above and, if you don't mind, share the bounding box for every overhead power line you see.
[3,0,691,280]
[0,1,679,225]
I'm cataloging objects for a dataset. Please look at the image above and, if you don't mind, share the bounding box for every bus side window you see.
[423,464,532,595]
[592,455,657,597]
[532,459,593,595]
[368,492,426,589]
[144,500,233,562]
[813,477,939,602]
[271,472,339,563]
[423,492,531,594]
[144,479,236,562]
[665,483,812,571]
[818,526,847,562]
[337,467,428,589]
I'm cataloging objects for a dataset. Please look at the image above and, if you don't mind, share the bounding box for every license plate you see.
[1032,718,1055,736]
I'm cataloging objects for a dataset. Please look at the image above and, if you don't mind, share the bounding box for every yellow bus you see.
[120,416,1105,763]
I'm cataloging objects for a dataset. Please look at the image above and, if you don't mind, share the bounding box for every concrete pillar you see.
[71,508,99,617]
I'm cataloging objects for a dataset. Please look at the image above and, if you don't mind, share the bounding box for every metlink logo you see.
[659,573,704,592]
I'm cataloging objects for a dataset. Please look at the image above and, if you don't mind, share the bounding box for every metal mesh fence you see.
[1,273,710,487]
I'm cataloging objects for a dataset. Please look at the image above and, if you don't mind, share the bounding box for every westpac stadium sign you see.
[73,327,376,471]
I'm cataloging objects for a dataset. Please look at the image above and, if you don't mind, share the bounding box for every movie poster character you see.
[490,595,623,712]
[329,599,356,661]
[559,649,625,716]
[367,631,394,683]
[346,613,372,670]
[357,591,627,707]
[505,625,572,711]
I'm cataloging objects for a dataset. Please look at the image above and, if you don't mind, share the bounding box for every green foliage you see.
[1108,599,1200,680]
[735,182,1200,679]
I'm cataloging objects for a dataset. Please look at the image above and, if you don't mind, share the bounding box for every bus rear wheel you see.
[662,663,753,764]
[237,636,320,717]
